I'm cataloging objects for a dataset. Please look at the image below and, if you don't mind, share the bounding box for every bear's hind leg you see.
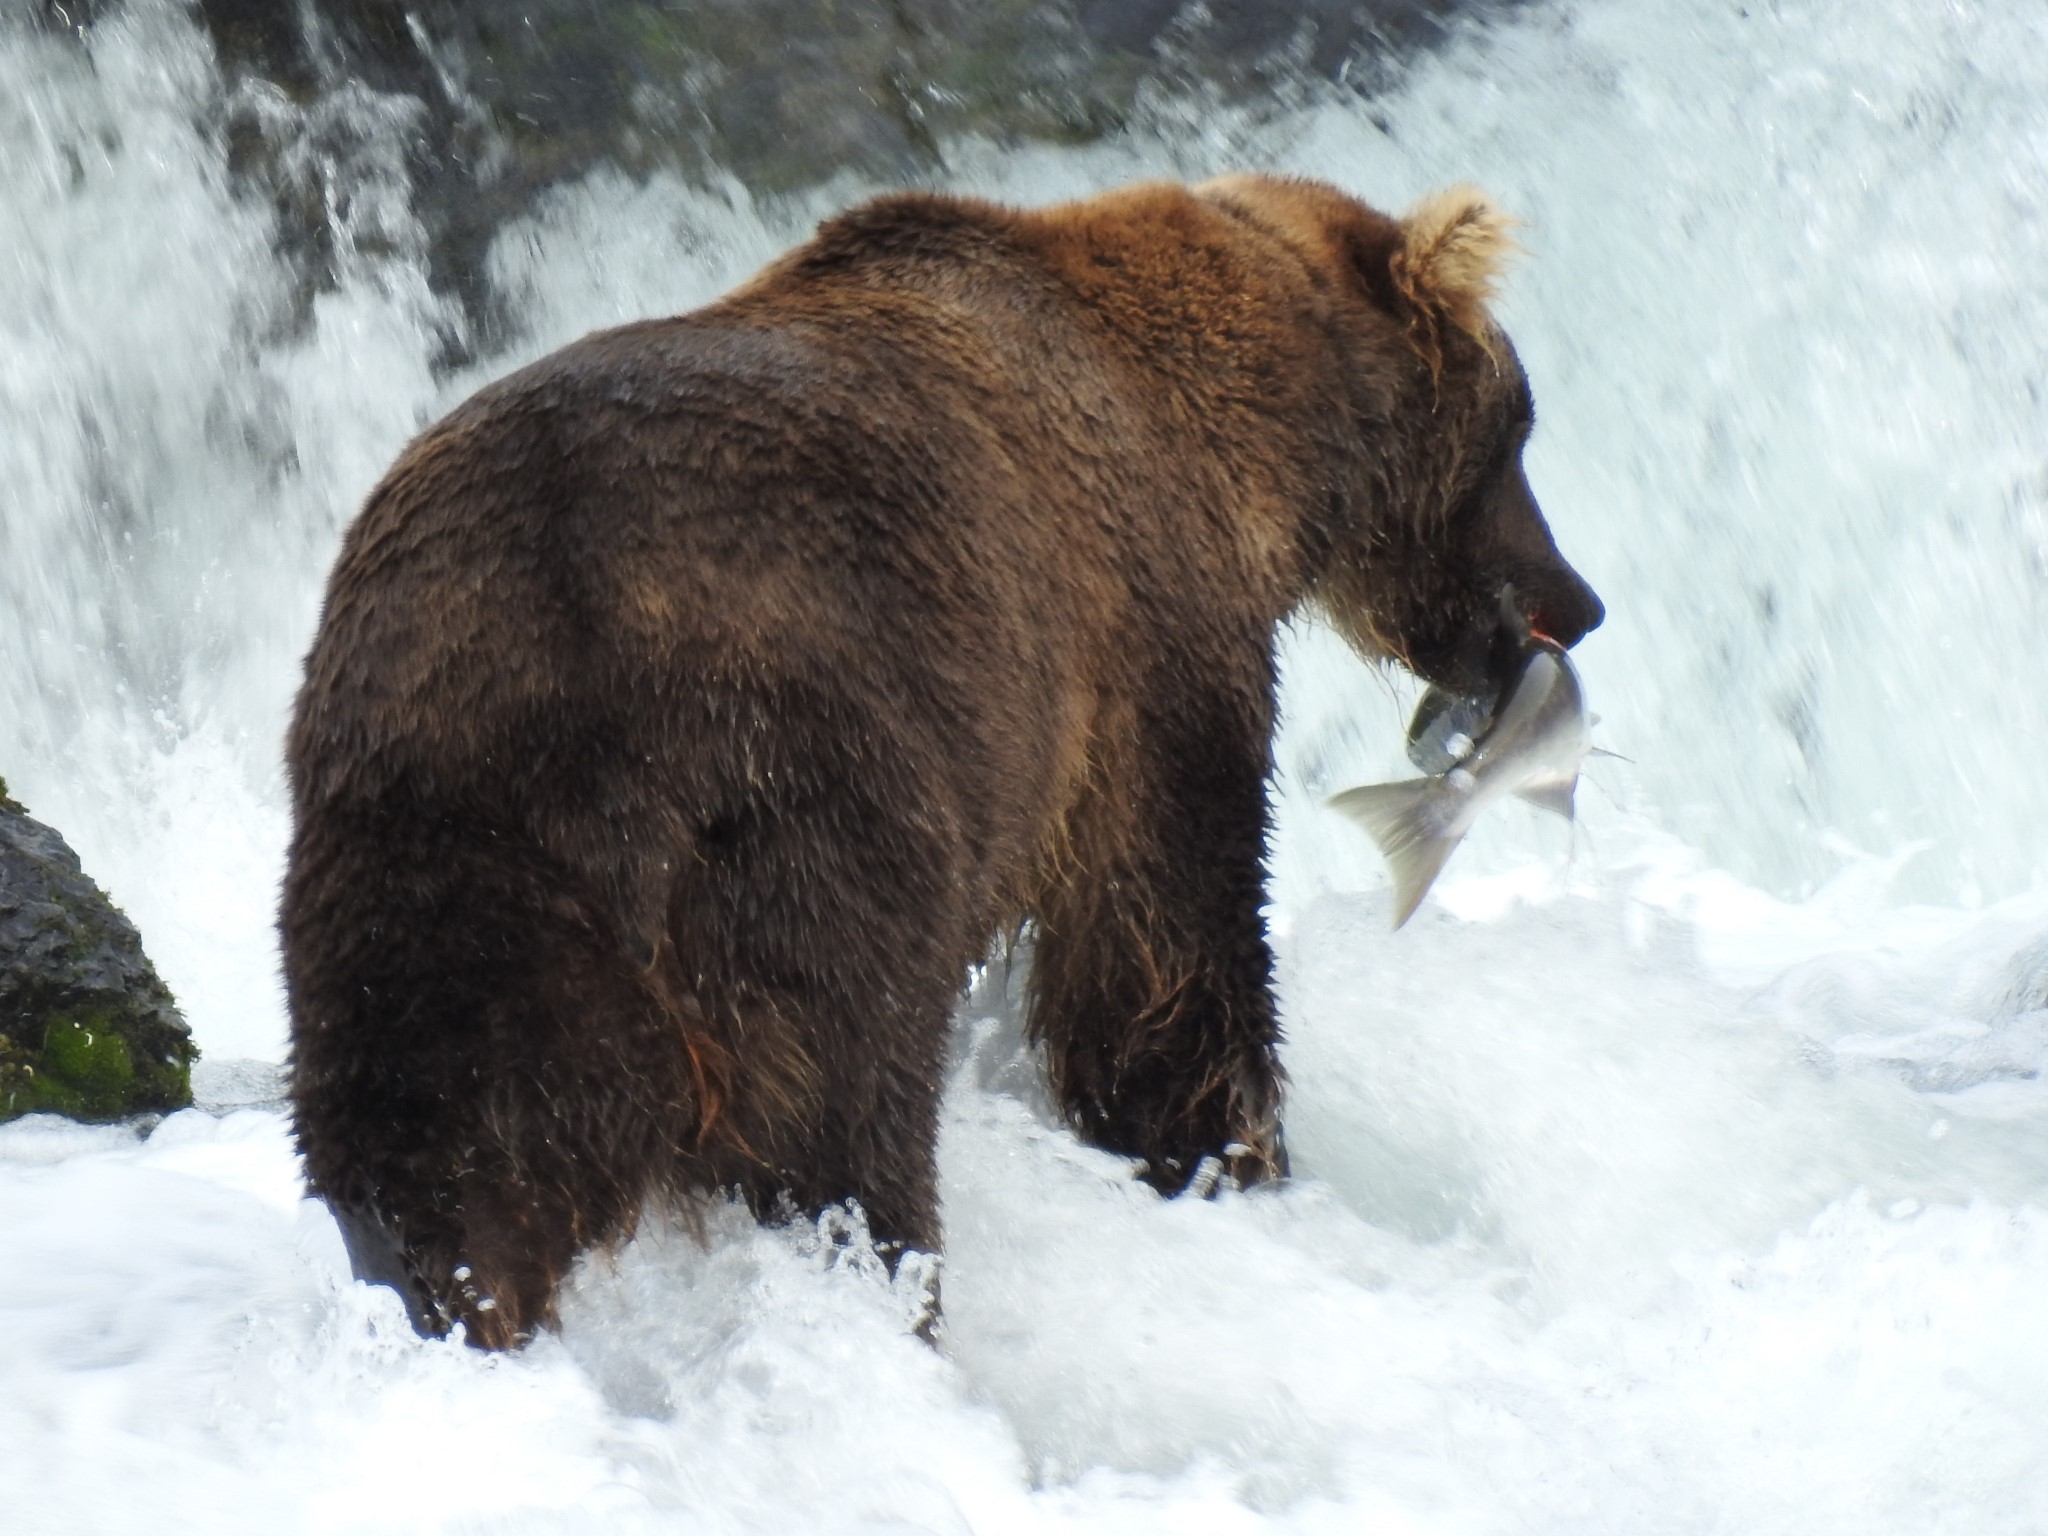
[287,813,696,1349]
[663,722,966,1317]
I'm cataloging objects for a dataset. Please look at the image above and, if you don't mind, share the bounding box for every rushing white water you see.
[3,0,2047,1530]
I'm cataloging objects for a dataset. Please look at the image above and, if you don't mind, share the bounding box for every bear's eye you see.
[1506,379,1536,446]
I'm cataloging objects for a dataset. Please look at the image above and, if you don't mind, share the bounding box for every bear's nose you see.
[1530,569,1604,648]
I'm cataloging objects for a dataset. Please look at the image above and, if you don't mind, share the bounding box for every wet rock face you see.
[177,0,1508,352]
[0,778,197,1123]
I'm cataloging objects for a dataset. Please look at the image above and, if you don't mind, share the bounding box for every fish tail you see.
[1326,779,1468,929]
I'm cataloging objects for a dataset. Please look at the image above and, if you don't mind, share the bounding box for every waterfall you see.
[7,2,2043,1065]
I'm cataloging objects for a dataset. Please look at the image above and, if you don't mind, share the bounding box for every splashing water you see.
[3,0,2047,1530]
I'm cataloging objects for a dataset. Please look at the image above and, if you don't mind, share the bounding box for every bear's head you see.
[1204,175,1605,708]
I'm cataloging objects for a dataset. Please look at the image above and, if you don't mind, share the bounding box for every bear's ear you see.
[1388,185,1520,349]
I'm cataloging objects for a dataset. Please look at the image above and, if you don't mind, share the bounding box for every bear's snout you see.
[1525,564,1605,650]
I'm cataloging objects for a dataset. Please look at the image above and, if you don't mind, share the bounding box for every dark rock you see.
[0,777,197,1124]
[182,0,1516,359]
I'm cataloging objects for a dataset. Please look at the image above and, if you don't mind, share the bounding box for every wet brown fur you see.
[281,176,1602,1349]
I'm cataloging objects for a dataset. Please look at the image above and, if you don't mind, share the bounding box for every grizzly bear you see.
[282,174,1603,1349]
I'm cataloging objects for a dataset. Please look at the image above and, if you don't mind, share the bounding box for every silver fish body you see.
[1328,644,1591,928]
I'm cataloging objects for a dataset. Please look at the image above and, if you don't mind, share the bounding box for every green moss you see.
[38,1010,138,1116]
[0,1007,194,1124]
[0,774,20,815]
[3,1011,127,1120]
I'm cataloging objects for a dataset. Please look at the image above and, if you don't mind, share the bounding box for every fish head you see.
[1405,624,1592,777]
[1404,682,1493,773]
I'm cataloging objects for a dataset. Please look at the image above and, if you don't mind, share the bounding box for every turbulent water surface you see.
[4,0,2047,1531]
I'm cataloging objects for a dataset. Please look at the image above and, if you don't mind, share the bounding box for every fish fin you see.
[1327,779,1465,929]
[1514,778,1578,820]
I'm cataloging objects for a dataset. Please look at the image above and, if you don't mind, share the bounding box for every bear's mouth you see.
[1405,585,1553,771]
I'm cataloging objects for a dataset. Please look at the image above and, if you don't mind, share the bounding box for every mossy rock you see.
[0,788,196,1125]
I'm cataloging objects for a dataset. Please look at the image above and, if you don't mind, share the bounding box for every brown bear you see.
[281,174,1603,1349]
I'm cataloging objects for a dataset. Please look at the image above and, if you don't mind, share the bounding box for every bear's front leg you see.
[1027,681,1288,1195]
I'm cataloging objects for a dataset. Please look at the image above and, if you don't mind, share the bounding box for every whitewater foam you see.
[2,0,2046,1528]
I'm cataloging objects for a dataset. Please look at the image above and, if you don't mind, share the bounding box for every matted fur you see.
[282,175,1603,1350]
